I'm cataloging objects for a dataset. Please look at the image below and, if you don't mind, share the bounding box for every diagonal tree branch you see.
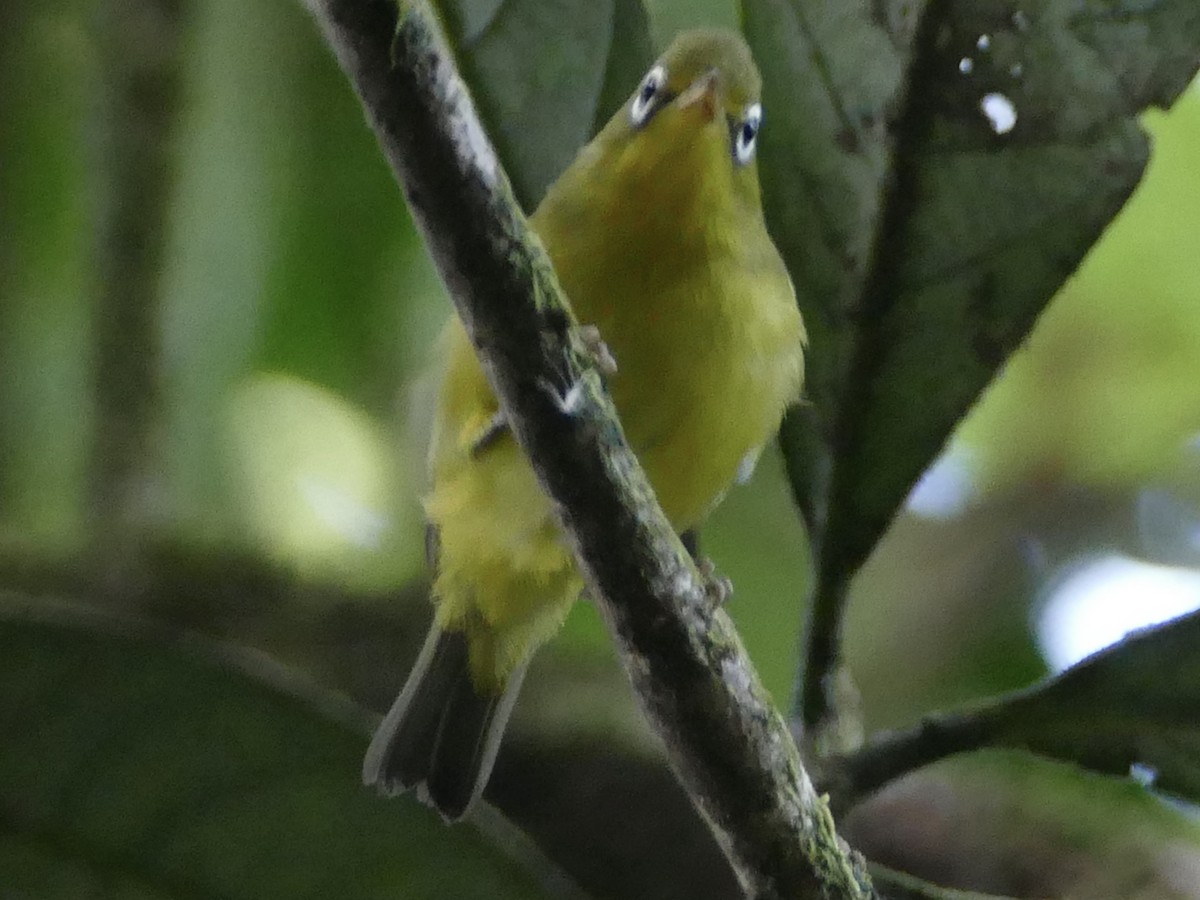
[305,0,874,896]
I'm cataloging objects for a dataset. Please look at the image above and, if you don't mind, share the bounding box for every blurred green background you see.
[4,0,1200,897]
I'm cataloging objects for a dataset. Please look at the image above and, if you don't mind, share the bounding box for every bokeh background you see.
[3,0,1200,896]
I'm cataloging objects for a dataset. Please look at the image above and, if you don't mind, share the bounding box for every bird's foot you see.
[697,557,733,607]
[578,324,617,377]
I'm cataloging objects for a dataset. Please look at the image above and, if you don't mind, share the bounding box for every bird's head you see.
[595,29,766,217]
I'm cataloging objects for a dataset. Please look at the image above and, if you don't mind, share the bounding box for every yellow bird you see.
[364,28,806,820]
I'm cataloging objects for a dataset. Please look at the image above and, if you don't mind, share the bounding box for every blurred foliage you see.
[0,2,92,547]
[752,0,1200,739]
[2,0,1200,896]
[962,95,1200,488]
[0,597,554,900]
[844,90,1200,729]
[848,751,1200,898]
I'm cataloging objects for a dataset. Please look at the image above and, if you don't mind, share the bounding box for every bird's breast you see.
[552,229,803,531]
[531,139,804,531]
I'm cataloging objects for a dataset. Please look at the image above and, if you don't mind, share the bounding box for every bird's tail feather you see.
[362,623,526,821]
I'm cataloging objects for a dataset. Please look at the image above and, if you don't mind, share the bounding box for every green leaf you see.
[832,605,1200,812]
[980,608,1200,803]
[594,0,657,136]
[439,0,653,208]
[643,0,739,46]
[744,0,904,428]
[746,0,1200,725]
[0,595,554,899]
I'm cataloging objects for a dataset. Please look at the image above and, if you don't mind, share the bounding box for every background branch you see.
[821,709,992,817]
[793,0,946,745]
[90,0,186,576]
[825,601,1200,817]
[305,0,873,896]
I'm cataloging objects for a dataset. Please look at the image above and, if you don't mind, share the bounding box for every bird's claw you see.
[578,324,618,377]
[697,557,733,607]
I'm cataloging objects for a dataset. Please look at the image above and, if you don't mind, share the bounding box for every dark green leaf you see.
[745,0,907,427]
[981,608,1200,803]
[0,595,554,899]
[440,0,653,208]
[594,0,656,136]
[754,1,1200,572]
[747,0,1200,727]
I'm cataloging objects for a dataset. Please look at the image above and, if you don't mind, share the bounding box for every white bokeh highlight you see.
[981,92,1018,135]
[906,446,979,520]
[1038,554,1200,672]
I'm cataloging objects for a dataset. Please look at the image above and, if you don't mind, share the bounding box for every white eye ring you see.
[630,65,667,128]
[734,103,762,165]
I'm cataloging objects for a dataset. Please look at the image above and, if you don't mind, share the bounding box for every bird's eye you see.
[630,65,667,128]
[733,103,762,165]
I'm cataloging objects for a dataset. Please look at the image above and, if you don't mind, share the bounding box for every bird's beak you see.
[677,69,720,122]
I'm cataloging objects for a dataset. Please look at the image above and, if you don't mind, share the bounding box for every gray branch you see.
[304,0,874,896]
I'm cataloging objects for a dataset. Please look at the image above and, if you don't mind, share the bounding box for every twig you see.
[820,709,991,817]
[868,863,1003,900]
[795,0,947,743]
[305,1,874,896]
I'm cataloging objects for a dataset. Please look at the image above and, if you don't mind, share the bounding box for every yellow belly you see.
[599,268,804,531]
[425,249,802,688]
[424,133,804,689]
